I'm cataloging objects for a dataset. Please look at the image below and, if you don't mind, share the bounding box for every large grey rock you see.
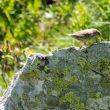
[0,42,110,110]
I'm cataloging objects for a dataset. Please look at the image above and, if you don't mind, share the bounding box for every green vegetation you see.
[0,0,110,95]
[59,91,85,109]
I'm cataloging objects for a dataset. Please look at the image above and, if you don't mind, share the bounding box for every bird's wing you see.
[68,30,93,38]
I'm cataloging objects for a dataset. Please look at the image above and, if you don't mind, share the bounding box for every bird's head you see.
[93,29,103,41]
[94,29,102,37]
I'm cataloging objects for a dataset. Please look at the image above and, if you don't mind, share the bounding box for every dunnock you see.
[68,28,101,41]
[68,28,102,47]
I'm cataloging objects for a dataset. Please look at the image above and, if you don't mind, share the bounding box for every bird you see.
[68,28,102,47]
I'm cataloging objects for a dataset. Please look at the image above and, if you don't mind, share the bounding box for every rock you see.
[0,42,110,110]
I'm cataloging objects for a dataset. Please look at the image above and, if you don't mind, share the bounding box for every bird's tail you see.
[67,34,78,38]
[67,34,74,37]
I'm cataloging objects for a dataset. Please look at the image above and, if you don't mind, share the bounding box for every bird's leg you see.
[80,41,87,49]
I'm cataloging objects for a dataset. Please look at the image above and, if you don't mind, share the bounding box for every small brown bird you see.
[68,28,102,47]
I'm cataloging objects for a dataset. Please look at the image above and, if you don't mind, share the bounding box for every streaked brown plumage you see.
[68,28,101,41]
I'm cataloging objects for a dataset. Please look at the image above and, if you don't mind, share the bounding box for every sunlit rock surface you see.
[0,42,110,110]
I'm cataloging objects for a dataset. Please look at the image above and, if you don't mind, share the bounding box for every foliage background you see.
[0,0,110,96]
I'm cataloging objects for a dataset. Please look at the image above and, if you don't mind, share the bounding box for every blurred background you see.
[0,0,110,96]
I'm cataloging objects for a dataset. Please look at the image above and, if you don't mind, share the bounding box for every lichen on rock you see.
[1,42,110,110]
